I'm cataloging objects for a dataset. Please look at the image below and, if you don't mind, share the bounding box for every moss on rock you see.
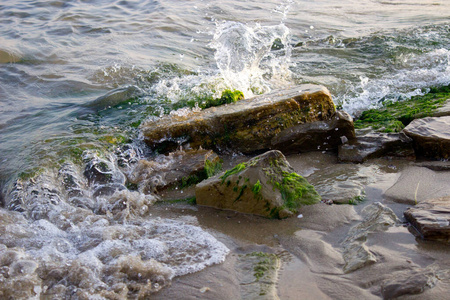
[196,150,321,219]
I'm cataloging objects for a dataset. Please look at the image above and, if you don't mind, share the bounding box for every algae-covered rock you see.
[236,251,280,299]
[141,85,335,154]
[403,116,450,159]
[195,150,321,219]
[404,196,450,242]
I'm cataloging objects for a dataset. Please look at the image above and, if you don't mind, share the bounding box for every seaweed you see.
[220,163,247,183]
[354,84,450,132]
[272,171,321,210]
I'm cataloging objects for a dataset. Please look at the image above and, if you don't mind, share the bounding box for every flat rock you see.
[342,203,399,273]
[141,85,336,154]
[403,116,450,159]
[338,131,414,163]
[433,98,450,117]
[384,166,450,205]
[271,110,355,154]
[404,196,450,242]
[381,268,438,299]
[195,150,321,219]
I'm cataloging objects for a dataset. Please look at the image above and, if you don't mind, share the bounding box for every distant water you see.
[0,0,449,298]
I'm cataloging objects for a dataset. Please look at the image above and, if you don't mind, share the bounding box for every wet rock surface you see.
[403,116,450,159]
[195,150,320,219]
[342,203,400,273]
[126,149,220,194]
[381,268,438,299]
[404,196,450,242]
[385,166,450,205]
[338,131,414,163]
[141,85,336,154]
[271,110,355,154]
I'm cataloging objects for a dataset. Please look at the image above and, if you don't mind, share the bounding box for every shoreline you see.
[151,151,450,299]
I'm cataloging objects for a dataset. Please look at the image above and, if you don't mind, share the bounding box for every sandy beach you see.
[152,152,450,299]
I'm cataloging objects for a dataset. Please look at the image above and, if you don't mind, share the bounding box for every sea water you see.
[0,0,449,298]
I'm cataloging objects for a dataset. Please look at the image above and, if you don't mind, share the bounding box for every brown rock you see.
[404,196,450,242]
[403,116,450,159]
[141,85,335,154]
[381,268,438,299]
[195,150,321,219]
[338,131,414,163]
[271,110,355,154]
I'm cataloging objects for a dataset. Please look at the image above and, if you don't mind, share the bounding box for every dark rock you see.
[92,183,127,198]
[271,110,355,154]
[127,149,220,194]
[403,116,450,159]
[338,131,414,163]
[381,268,437,299]
[415,161,450,171]
[195,150,321,219]
[404,196,450,242]
[59,163,88,198]
[141,85,336,154]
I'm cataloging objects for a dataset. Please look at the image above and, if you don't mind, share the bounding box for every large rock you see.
[403,116,450,159]
[271,110,355,154]
[385,167,450,205]
[141,85,336,154]
[404,196,450,242]
[381,268,438,299]
[195,150,321,219]
[338,131,414,163]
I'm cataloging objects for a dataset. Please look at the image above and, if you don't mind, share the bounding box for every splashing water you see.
[339,48,450,115]
[210,21,293,97]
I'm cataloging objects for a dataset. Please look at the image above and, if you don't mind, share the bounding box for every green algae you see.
[220,162,247,183]
[204,158,223,178]
[272,171,321,210]
[251,180,262,195]
[180,158,223,189]
[246,252,279,282]
[348,195,366,205]
[354,84,450,132]
[171,89,244,111]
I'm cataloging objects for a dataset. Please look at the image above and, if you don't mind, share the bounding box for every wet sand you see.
[152,152,450,299]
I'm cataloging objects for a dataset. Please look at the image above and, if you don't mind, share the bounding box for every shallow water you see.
[1,0,450,298]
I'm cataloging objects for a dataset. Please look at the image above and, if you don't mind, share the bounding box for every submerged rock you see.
[127,149,221,194]
[403,116,450,159]
[195,150,321,219]
[141,85,336,154]
[342,203,399,273]
[338,131,414,163]
[404,196,450,242]
[271,110,355,154]
[235,251,280,299]
[385,166,450,205]
[381,268,438,299]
